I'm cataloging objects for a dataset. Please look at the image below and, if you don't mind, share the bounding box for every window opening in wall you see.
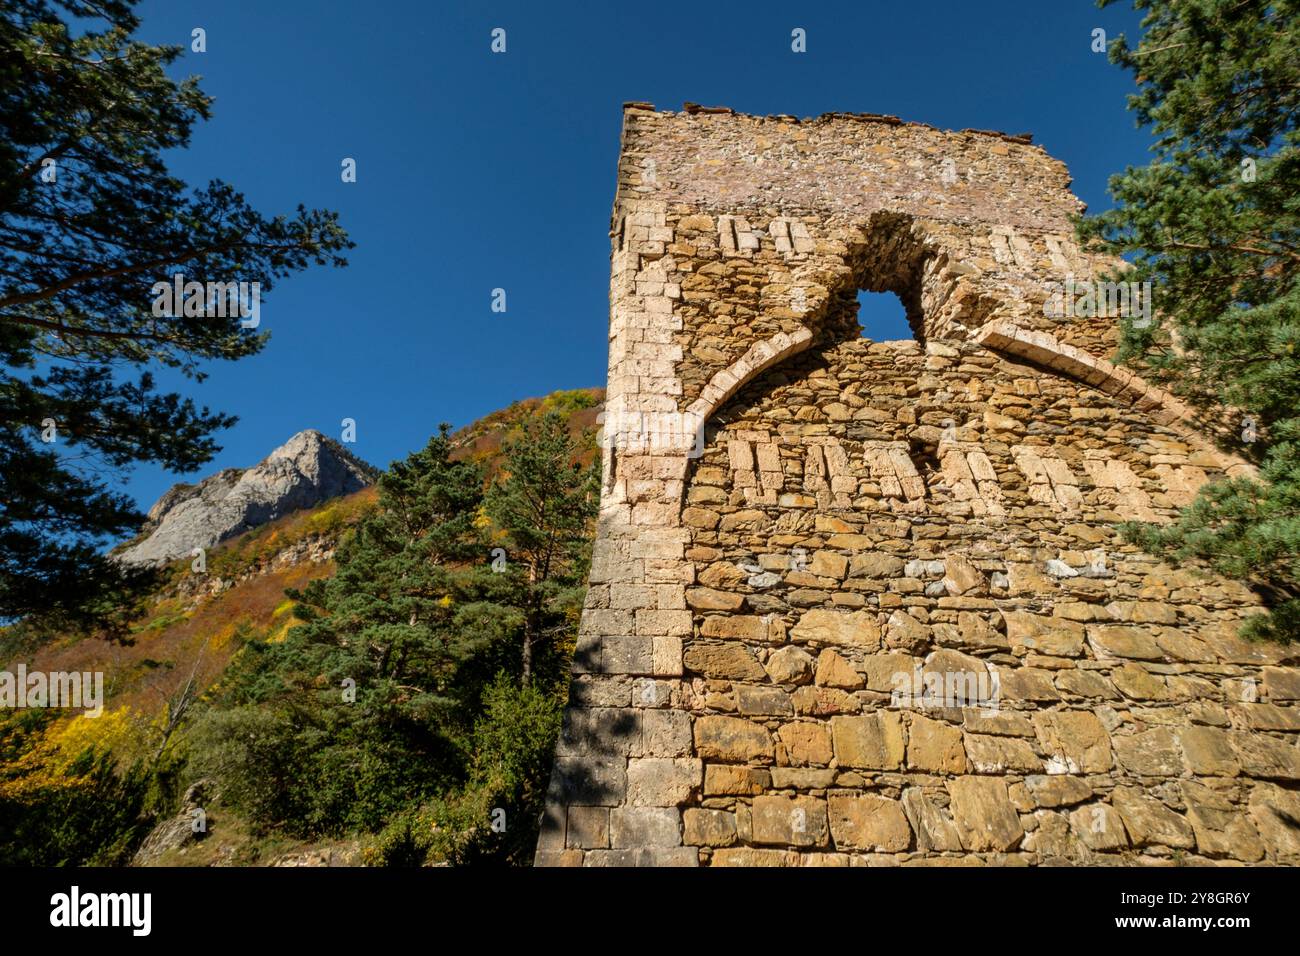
[855,289,912,341]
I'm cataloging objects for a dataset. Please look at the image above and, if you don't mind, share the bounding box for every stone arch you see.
[975,319,1253,478]
[684,328,814,429]
[683,212,1012,435]
[785,211,1018,354]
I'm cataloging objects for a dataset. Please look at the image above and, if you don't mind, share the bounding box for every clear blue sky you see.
[123,0,1149,512]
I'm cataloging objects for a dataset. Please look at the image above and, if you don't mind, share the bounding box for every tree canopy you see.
[1078,0,1300,641]
[184,414,598,863]
[0,0,351,635]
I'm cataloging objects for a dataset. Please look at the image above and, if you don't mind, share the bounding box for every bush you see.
[0,711,154,865]
[424,674,564,866]
[360,675,563,866]
[184,705,311,832]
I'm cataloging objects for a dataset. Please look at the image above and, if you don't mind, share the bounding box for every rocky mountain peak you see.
[117,429,378,566]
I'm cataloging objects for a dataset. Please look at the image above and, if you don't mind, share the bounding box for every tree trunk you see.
[522,564,537,687]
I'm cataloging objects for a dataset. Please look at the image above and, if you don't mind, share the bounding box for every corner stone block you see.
[584,847,699,867]
[565,806,610,850]
[626,757,703,806]
[609,807,682,848]
[536,798,566,852]
[550,755,627,807]
[631,677,674,708]
[534,850,584,867]
[652,635,684,676]
[601,634,654,675]
[556,706,641,757]
[640,708,693,757]
[568,675,633,709]
[635,608,693,637]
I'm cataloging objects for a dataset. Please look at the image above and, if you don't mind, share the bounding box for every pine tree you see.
[193,415,599,840]
[485,411,599,686]
[284,426,489,726]
[0,1,351,636]
[1077,0,1300,641]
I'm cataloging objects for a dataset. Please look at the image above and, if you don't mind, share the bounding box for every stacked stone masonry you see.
[535,105,1299,867]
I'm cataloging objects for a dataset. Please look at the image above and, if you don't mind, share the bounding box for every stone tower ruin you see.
[534,104,1300,866]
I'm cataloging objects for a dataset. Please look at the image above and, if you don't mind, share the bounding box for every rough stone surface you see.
[537,105,1297,867]
[118,430,376,565]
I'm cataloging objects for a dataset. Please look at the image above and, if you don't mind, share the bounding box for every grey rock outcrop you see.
[117,430,377,566]
[131,780,212,865]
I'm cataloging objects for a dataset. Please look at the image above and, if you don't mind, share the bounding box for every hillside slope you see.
[0,388,602,866]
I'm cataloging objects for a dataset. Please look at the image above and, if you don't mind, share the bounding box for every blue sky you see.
[123,0,1149,512]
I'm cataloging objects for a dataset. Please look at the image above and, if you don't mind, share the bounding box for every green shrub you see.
[184,704,312,832]
[424,674,564,866]
[0,712,154,866]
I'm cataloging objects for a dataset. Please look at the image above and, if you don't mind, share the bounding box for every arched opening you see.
[855,289,913,342]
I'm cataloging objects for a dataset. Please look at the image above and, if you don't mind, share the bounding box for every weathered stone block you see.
[602,634,654,675]
[683,808,737,847]
[814,648,863,689]
[1111,787,1194,849]
[694,715,773,762]
[901,788,964,851]
[752,795,829,847]
[703,764,770,796]
[1249,782,1300,859]
[710,848,792,867]
[736,684,793,716]
[1003,611,1084,657]
[640,708,693,757]
[1087,625,1162,661]
[790,608,881,649]
[828,794,912,851]
[1230,731,1300,780]
[1113,728,1183,776]
[584,847,698,867]
[1033,709,1112,773]
[964,733,1043,774]
[1181,781,1263,862]
[683,641,765,680]
[831,713,905,769]
[947,776,1024,851]
[609,807,682,848]
[1069,802,1128,851]
[626,757,702,807]
[765,645,815,684]
[550,755,627,806]
[1180,726,1241,777]
[1024,775,1091,808]
[907,714,968,773]
[565,806,610,849]
[779,721,833,766]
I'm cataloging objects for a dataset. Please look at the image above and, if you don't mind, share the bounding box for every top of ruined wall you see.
[615,105,1083,235]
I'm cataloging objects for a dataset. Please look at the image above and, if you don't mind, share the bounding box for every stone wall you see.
[534,105,1300,867]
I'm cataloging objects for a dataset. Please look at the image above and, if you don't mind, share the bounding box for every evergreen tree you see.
[191,429,494,835]
[189,416,600,844]
[1078,0,1300,641]
[485,411,600,686]
[0,1,351,635]
[283,426,490,729]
